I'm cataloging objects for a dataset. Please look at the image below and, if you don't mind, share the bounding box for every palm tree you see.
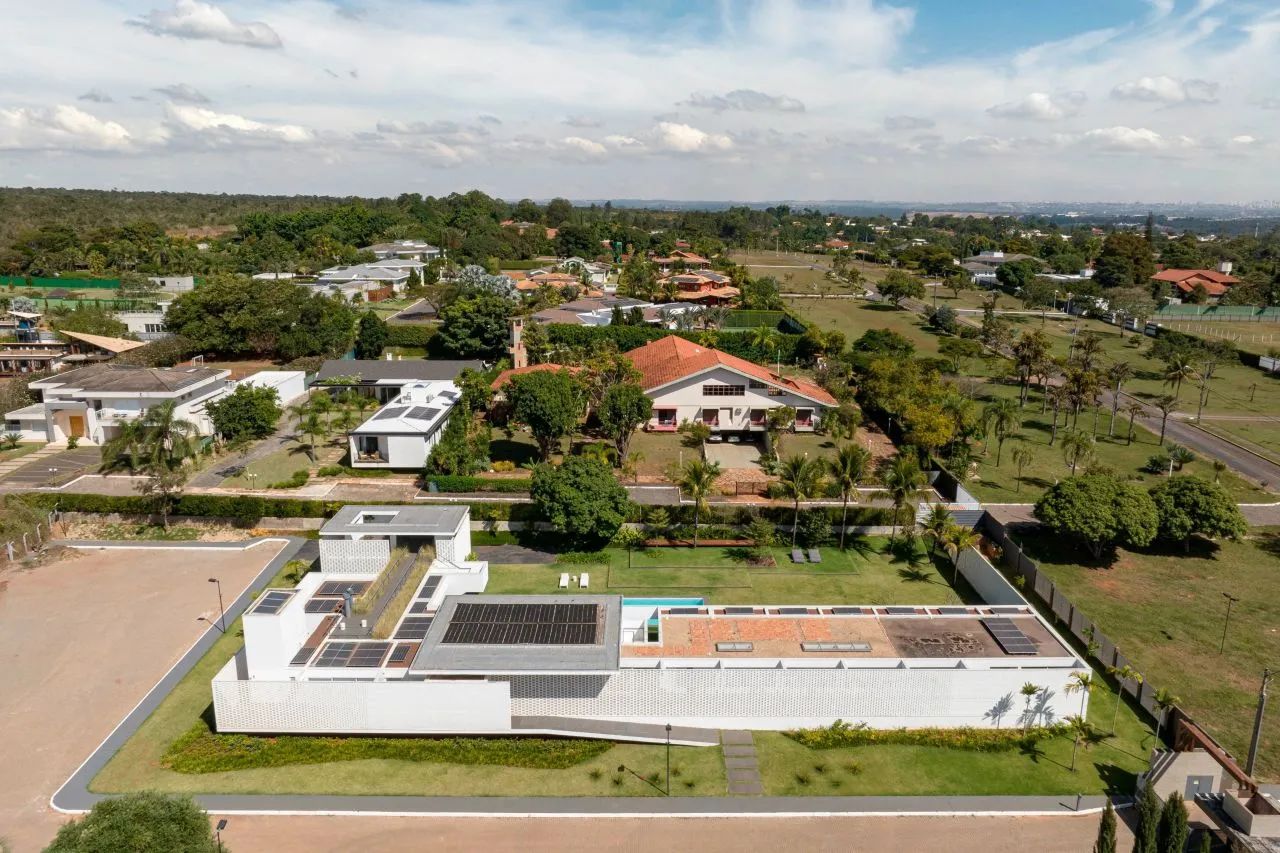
[1061,429,1095,475]
[622,450,645,484]
[884,453,925,543]
[1164,355,1197,399]
[1106,664,1143,735]
[920,504,952,557]
[1155,395,1178,445]
[677,458,722,549]
[99,417,149,473]
[139,400,201,470]
[1065,671,1095,719]
[749,324,780,356]
[1011,445,1033,493]
[1124,401,1146,445]
[1073,332,1104,371]
[1105,362,1133,437]
[776,454,825,547]
[982,398,1021,467]
[826,444,870,549]
[1020,682,1042,730]
[1065,714,1097,772]
[297,411,326,462]
[1153,687,1181,745]
[941,523,979,584]
[1047,385,1068,445]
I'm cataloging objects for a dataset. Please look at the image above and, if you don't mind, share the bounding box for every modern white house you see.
[114,308,170,341]
[361,239,443,262]
[3,364,230,445]
[313,264,410,300]
[212,505,1088,739]
[147,275,195,293]
[626,336,837,434]
[234,370,308,407]
[314,358,482,403]
[348,380,461,469]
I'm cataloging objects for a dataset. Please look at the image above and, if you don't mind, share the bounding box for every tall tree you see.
[597,382,652,461]
[1149,476,1248,552]
[776,454,825,547]
[982,398,1021,466]
[507,369,585,460]
[884,452,925,542]
[1156,792,1189,853]
[676,458,722,549]
[1034,473,1159,559]
[827,443,870,549]
[530,456,630,547]
[354,309,388,359]
[1133,782,1161,853]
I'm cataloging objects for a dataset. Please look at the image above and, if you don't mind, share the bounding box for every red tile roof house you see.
[625,336,837,434]
[652,250,712,274]
[1152,268,1239,303]
[661,271,740,305]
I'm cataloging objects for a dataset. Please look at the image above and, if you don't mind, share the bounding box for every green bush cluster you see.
[425,474,532,493]
[785,720,1067,752]
[385,324,437,349]
[162,724,612,773]
[555,550,609,564]
[317,465,345,477]
[268,469,310,489]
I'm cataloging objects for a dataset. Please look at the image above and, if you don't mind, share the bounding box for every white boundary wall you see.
[317,538,389,575]
[955,547,1026,606]
[213,657,511,733]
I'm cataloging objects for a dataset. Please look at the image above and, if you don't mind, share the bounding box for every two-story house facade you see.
[626,336,836,434]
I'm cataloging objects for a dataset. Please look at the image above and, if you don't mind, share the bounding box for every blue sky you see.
[0,0,1276,202]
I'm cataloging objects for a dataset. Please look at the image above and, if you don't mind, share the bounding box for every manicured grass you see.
[756,679,1155,795]
[219,440,346,488]
[91,558,727,797]
[485,539,973,605]
[1199,420,1280,468]
[488,426,544,467]
[964,381,1273,503]
[0,442,41,464]
[1020,529,1280,780]
[788,299,949,357]
[624,429,690,478]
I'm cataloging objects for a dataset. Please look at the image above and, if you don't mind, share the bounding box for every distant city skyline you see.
[1,0,1276,202]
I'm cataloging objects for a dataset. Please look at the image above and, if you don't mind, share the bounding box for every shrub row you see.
[162,724,612,774]
[385,323,437,349]
[425,474,533,493]
[629,504,893,527]
[785,720,1068,752]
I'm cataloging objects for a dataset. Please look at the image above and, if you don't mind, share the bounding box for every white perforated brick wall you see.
[318,538,390,575]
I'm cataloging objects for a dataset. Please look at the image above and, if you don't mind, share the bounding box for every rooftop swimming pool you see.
[622,597,706,607]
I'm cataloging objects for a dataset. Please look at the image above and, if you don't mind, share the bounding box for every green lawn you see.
[1021,529,1280,780]
[624,429,690,478]
[485,539,973,606]
[1199,420,1280,468]
[1159,320,1280,356]
[756,680,1155,796]
[218,440,347,488]
[964,381,1273,503]
[0,442,42,464]
[91,559,726,798]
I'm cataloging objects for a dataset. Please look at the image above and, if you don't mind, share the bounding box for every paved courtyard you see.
[0,446,101,488]
[703,440,764,469]
[0,541,286,852]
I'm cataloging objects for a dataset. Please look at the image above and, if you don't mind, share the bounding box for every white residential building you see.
[314,264,410,299]
[361,239,443,261]
[114,308,170,341]
[626,336,837,434]
[348,380,461,469]
[147,275,195,293]
[211,505,1088,739]
[313,358,483,404]
[3,364,230,445]
[234,370,308,407]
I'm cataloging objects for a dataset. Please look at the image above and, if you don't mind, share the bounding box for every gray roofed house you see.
[321,504,470,538]
[411,594,623,673]
[30,363,227,394]
[314,359,483,402]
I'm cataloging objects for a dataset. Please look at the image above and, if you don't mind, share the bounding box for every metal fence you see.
[4,509,60,562]
[1154,305,1280,322]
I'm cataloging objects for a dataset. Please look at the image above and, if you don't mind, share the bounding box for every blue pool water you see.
[622,597,706,607]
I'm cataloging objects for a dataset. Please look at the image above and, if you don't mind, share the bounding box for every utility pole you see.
[1220,592,1240,654]
[1246,668,1274,778]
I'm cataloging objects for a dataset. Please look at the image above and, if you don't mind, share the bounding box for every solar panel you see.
[441,602,599,645]
[395,616,434,640]
[290,646,319,666]
[318,581,370,597]
[981,618,1039,655]
[406,406,441,421]
[416,576,441,600]
[253,590,294,614]
[347,643,391,667]
[387,643,415,665]
[313,642,356,667]
[409,600,433,614]
[373,406,408,420]
[305,598,342,614]
[777,607,809,615]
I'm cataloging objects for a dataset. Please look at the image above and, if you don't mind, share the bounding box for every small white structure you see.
[147,275,195,293]
[313,359,483,404]
[252,271,296,281]
[212,505,1089,739]
[627,336,837,434]
[314,264,410,300]
[114,309,170,341]
[348,380,461,469]
[236,370,308,406]
[4,363,229,445]
[362,239,442,261]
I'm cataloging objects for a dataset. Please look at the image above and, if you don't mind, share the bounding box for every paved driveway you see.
[0,541,286,852]
[703,440,763,470]
[0,447,101,488]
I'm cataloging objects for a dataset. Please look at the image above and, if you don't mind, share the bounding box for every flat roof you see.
[320,504,468,537]
[412,595,623,673]
[314,359,484,384]
[621,610,1070,661]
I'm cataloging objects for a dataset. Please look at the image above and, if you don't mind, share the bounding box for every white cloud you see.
[0,105,134,151]
[563,115,603,128]
[129,0,282,49]
[1231,134,1258,145]
[77,89,113,104]
[649,122,733,154]
[561,136,607,157]
[988,91,1085,121]
[1080,125,1196,152]
[883,115,934,131]
[1111,75,1218,104]
[153,83,210,104]
[684,89,805,113]
[166,105,310,144]
[603,134,643,148]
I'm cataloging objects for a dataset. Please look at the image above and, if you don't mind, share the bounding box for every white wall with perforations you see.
[502,664,1085,730]
[318,538,390,575]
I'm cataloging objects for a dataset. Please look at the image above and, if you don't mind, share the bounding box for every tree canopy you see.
[506,369,585,460]
[1148,475,1247,550]
[354,309,388,359]
[1033,473,1159,559]
[205,383,282,443]
[531,456,630,546]
[435,293,514,358]
[596,382,653,461]
[46,791,219,853]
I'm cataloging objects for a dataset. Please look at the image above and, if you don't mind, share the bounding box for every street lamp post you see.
[208,577,226,634]
[215,819,227,852]
[1247,668,1275,778]
[1220,592,1240,654]
[665,723,672,796]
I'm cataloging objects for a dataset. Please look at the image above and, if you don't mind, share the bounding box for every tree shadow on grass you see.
[489,438,538,467]
[1253,530,1280,560]
[897,566,943,585]
[839,533,877,562]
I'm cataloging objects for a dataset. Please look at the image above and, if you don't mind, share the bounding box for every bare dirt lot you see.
[215,813,1127,853]
[0,541,285,853]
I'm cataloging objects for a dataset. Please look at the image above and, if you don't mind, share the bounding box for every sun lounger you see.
[579,572,590,589]
[808,548,822,563]
[791,548,806,564]
[559,573,569,589]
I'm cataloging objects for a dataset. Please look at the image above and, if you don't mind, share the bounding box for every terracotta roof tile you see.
[625,336,837,406]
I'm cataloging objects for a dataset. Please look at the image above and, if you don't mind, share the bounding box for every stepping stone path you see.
[721,730,763,795]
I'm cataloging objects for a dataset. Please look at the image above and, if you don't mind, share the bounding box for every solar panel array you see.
[408,600,433,614]
[253,590,294,614]
[982,617,1038,655]
[395,616,434,640]
[441,602,599,645]
[405,406,441,422]
[348,643,392,667]
[312,641,394,668]
[313,642,357,667]
[418,576,441,600]
[304,598,342,614]
[373,406,408,421]
[318,581,371,597]
[387,642,417,665]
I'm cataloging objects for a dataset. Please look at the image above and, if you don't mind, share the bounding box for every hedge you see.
[385,324,437,349]
[425,475,532,493]
[785,720,1068,752]
[27,492,347,520]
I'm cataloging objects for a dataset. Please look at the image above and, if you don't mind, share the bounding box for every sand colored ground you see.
[213,813,1130,853]
[0,541,284,853]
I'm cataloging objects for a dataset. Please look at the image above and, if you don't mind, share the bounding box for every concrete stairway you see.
[721,730,763,795]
